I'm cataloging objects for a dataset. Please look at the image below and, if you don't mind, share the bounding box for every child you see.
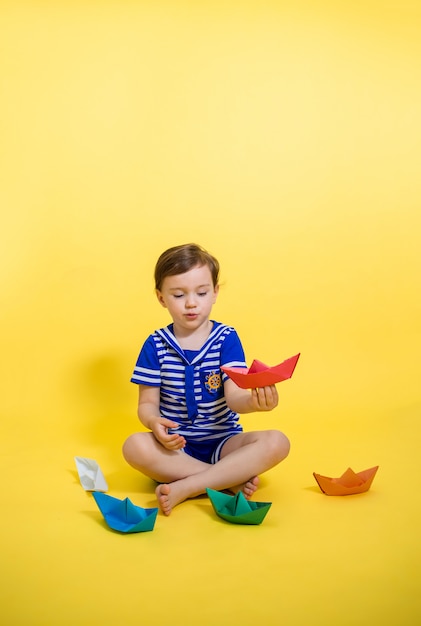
[123,243,290,515]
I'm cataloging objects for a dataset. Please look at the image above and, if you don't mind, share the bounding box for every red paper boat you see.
[221,353,300,389]
[313,466,379,496]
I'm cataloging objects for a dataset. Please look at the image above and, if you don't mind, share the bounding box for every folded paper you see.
[221,353,300,389]
[74,456,108,492]
[313,466,379,496]
[206,488,272,525]
[92,492,158,533]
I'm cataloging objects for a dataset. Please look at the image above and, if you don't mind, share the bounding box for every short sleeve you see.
[130,335,161,386]
[220,329,247,381]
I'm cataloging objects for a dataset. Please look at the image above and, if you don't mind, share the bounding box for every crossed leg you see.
[122,429,290,516]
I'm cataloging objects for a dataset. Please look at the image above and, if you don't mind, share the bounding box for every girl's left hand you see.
[250,385,279,411]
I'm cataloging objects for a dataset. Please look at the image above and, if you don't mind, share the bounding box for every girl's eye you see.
[198,292,208,297]
[173,294,184,299]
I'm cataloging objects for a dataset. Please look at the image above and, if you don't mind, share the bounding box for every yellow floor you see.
[1,397,420,625]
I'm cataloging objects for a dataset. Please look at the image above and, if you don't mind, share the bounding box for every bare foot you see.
[231,476,259,499]
[155,483,173,516]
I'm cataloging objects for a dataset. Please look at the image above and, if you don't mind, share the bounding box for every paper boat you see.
[75,456,108,492]
[221,353,300,389]
[206,488,272,525]
[313,466,379,496]
[92,492,158,533]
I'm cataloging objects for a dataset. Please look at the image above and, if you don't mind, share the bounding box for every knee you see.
[267,430,290,463]
[122,432,147,467]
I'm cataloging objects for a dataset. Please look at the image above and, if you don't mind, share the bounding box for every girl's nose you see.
[185,294,196,308]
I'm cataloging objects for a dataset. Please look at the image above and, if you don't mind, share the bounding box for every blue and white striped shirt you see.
[131,321,247,441]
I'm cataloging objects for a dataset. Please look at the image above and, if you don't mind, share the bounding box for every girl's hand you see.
[250,385,279,411]
[151,417,186,451]
[224,378,279,414]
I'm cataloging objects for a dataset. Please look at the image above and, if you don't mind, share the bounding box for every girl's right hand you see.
[152,417,186,451]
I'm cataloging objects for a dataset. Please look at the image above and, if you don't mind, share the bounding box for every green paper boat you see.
[92,492,158,533]
[206,488,272,525]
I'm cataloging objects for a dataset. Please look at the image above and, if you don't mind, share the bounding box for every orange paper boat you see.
[221,353,300,389]
[313,466,379,496]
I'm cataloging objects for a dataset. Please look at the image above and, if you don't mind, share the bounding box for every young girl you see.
[123,243,290,515]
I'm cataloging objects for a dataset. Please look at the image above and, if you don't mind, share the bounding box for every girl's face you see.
[156,264,219,336]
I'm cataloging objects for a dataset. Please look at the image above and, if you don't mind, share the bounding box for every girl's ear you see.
[156,290,167,308]
[213,284,220,303]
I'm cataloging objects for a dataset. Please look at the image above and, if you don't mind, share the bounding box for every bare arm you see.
[137,385,186,451]
[223,378,279,414]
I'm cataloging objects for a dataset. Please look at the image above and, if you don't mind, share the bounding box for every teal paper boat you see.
[206,488,272,525]
[92,492,158,533]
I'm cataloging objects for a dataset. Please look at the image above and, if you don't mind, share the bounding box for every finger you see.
[258,387,267,404]
[263,385,274,405]
[271,384,279,404]
[250,388,259,407]
[256,386,275,409]
[163,437,177,450]
[166,433,185,448]
[267,384,278,406]
[172,438,186,450]
[162,419,180,429]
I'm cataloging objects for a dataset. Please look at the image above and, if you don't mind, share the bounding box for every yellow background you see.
[1,1,420,624]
